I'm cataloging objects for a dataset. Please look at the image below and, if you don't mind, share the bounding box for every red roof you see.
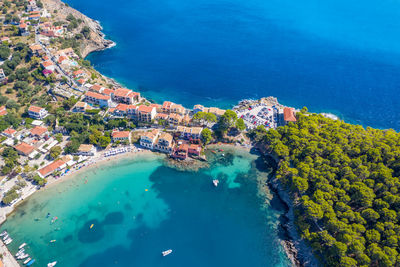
[28,105,44,113]
[112,130,130,139]
[42,61,53,67]
[90,84,103,92]
[58,56,67,63]
[138,105,154,113]
[73,70,84,76]
[0,106,6,116]
[85,91,110,101]
[102,88,114,96]
[3,128,16,135]
[162,101,173,109]
[114,88,136,98]
[156,113,168,119]
[283,107,297,122]
[38,160,65,177]
[14,142,35,155]
[30,126,48,136]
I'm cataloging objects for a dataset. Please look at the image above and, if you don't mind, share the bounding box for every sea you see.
[1,150,291,266]
[68,0,400,130]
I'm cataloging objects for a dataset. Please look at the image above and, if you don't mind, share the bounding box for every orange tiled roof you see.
[30,126,48,136]
[138,105,154,113]
[38,160,65,177]
[3,128,16,135]
[28,105,44,113]
[112,130,130,139]
[283,107,297,122]
[85,91,110,101]
[14,142,35,155]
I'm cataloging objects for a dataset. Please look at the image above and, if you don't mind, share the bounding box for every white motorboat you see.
[0,231,7,237]
[4,238,12,245]
[48,261,57,267]
[16,249,25,256]
[2,234,9,241]
[19,243,27,249]
[23,257,31,265]
[17,253,29,260]
[162,249,172,256]
[24,257,31,264]
[213,179,219,187]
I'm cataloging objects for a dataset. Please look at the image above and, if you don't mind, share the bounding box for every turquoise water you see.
[1,151,290,266]
[66,0,400,130]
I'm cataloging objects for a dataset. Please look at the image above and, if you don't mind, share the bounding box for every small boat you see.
[51,216,58,224]
[213,179,219,187]
[48,261,57,267]
[16,248,25,256]
[23,257,31,265]
[26,259,35,266]
[162,249,172,256]
[0,230,7,237]
[90,224,94,229]
[19,243,27,249]
[46,213,50,218]
[2,234,9,241]
[50,240,56,243]
[4,238,12,245]
[18,253,29,260]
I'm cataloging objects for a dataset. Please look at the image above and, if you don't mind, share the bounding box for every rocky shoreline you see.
[43,0,115,58]
[265,155,320,267]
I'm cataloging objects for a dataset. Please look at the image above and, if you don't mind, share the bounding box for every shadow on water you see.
[78,212,124,243]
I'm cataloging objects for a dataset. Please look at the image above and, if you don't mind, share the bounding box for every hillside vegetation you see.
[254,111,400,266]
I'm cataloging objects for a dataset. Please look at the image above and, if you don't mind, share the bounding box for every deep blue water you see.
[67,0,400,129]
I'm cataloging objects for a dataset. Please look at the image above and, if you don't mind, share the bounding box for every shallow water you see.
[1,151,290,266]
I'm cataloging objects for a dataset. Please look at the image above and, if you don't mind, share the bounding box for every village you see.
[0,0,298,223]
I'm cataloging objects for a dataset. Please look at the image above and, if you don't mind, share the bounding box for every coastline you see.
[9,1,313,265]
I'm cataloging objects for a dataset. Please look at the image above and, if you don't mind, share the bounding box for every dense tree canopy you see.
[255,111,400,266]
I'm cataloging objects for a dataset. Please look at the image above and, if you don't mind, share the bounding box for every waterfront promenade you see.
[0,240,19,267]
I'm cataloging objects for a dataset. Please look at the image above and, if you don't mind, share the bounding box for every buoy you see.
[90,224,94,229]
[145,189,148,192]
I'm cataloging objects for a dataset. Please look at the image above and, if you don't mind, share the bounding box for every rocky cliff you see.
[42,0,115,58]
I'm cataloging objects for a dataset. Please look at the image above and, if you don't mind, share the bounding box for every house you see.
[173,144,188,160]
[76,78,86,86]
[176,126,203,140]
[109,104,137,118]
[2,128,16,138]
[28,105,48,119]
[140,129,159,149]
[41,61,55,71]
[188,144,202,156]
[0,69,6,84]
[162,101,173,113]
[19,23,29,36]
[72,101,92,113]
[283,107,297,124]
[76,144,96,156]
[89,84,104,94]
[137,105,156,122]
[55,48,77,58]
[170,104,185,115]
[168,113,183,125]
[57,55,69,65]
[149,103,162,113]
[84,91,111,107]
[1,37,10,43]
[29,44,43,55]
[154,132,174,154]
[72,69,86,78]
[37,160,66,178]
[113,88,140,104]
[111,130,131,143]
[0,106,7,116]
[206,107,225,117]
[14,142,35,156]
[155,113,168,121]
[30,126,48,139]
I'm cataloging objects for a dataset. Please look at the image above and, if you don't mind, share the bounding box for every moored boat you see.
[23,257,31,265]
[0,230,7,237]
[2,234,9,241]
[162,249,172,256]
[4,238,12,245]
[26,259,35,266]
[48,261,57,267]
[19,242,27,249]
[17,253,29,260]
